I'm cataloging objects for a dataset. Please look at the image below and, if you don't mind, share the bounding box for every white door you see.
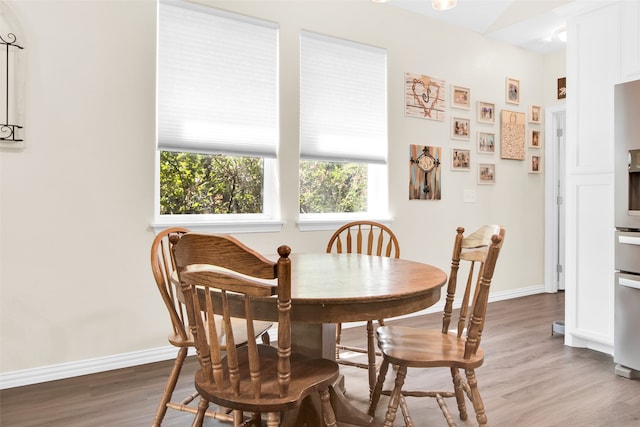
[545,107,566,292]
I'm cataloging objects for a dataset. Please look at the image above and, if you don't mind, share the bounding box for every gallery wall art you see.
[409,144,442,200]
[500,109,526,160]
[404,72,446,121]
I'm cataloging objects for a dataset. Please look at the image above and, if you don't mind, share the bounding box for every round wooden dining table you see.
[249,253,447,357]
[250,252,448,426]
[179,252,447,426]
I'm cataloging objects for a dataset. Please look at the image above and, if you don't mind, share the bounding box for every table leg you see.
[291,322,336,360]
[288,322,380,426]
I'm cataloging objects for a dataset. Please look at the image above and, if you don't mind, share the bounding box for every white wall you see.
[0,0,563,380]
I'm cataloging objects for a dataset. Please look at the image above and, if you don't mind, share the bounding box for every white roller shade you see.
[300,31,387,164]
[158,0,278,158]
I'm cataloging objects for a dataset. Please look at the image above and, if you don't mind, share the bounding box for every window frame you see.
[297,31,390,229]
[154,0,281,233]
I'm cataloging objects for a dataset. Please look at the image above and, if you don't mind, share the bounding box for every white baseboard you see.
[0,346,187,390]
[0,285,545,390]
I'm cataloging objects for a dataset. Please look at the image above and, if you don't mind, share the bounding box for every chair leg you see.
[368,358,390,416]
[465,368,488,427]
[153,347,188,427]
[265,412,280,427]
[382,365,408,427]
[399,395,415,427]
[319,386,338,427]
[191,397,209,427]
[366,320,377,396]
[261,331,270,345]
[451,367,468,421]
[335,323,343,360]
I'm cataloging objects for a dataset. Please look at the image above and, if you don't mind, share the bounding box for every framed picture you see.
[405,72,447,122]
[529,129,543,148]
[477,101,495,124]
[529,105,542,124]
[451,85,471,110]
[478,163,496,184]
[409,144,442,200]
[451,117,470,140]
[500,110,526,160]
[477,131,495,154]
[506,77,520,104]
[451,148,471,170]
[529,154,542,173]
[557,77,566,99]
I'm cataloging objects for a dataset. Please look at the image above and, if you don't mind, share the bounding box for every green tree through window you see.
[160,151,263,215]
[299,161,367,214]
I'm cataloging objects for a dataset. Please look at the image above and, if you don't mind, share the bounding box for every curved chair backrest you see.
[150,227,191,347]
[173,233,292,399]
[326,221,400,258]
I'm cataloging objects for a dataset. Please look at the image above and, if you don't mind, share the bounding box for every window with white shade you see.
[156,0,279,229]
[299,31,388,220]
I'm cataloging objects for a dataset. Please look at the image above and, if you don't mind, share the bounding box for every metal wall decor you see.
[1,32,23,142]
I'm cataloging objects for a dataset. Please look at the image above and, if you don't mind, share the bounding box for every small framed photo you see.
[529,105,542,124]
[529,154,542,173]
[477,131,495,154]
[506,77,520,104]
[478,163,496,184]
[477,101,495,124]
[529,129,543,148]
[451,148,471,171]
[451,117,470,140]
[451,85,471,110]
[557,77,566,99]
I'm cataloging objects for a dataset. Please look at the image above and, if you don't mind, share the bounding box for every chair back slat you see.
[327,221,400,258]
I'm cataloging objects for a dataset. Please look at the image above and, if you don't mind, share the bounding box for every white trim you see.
[151,219,284,234]
[544,106,566,293]
[0,346,193,390]
[0,285,545,390]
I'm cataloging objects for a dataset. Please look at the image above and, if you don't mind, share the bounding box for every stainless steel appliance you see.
[614,78,640,379]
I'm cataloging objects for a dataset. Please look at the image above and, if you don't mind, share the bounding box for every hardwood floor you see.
[2,293,639,426]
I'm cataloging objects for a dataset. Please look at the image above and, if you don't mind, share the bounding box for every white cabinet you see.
[619,0,640,81]
[562,0,640,355]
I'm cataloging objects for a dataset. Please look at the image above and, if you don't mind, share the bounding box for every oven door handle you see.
[619,276,640,290]
[618,235,640,246]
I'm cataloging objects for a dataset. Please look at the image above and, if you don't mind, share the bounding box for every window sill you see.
[151,218,284,234]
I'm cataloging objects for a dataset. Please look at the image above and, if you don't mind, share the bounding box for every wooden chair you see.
[326,221,400,395]
[150,227,272,426]
[367,225,506,427]
[172,233,341,427]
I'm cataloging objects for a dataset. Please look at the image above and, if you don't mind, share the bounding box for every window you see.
[156,0,279,230]
[299,31,388,224]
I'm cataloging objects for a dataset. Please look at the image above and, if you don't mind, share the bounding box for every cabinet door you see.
[620,0,640,81]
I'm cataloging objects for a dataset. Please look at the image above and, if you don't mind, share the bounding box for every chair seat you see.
[194,344,340,413]
[376,326,484,369]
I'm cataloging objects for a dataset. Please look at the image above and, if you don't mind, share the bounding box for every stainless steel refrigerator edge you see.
[614,78,640,379]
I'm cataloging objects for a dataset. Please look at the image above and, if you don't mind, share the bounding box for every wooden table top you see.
[252,253,447,324]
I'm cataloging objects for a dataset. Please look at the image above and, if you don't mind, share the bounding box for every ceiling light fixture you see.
[432,0,457,11]
[557,28,567,42]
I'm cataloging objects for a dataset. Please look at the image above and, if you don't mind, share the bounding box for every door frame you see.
[544,106,566,293]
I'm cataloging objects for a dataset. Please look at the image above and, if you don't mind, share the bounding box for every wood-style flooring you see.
[2,293,639,426]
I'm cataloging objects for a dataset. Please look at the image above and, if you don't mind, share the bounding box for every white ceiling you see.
[383,0,573,54]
